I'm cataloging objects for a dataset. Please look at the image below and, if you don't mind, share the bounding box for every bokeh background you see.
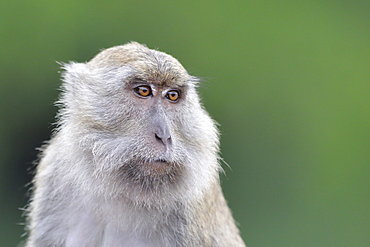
[1,1,369,246]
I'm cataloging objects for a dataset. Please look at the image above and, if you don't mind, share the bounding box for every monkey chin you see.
[116,158,185,201]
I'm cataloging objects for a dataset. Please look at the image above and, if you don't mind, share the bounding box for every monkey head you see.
[58,42,220,206]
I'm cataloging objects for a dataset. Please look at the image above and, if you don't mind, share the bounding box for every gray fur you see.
[25,42,246,247]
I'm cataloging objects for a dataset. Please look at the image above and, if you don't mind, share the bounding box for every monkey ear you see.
[57,62,97,122]
[189,76,201,87]
[59,62,94,110]
[61,62,91,86]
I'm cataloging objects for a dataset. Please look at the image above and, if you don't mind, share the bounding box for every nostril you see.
[155,133,161,141]
[166,136,172,145]
[155,133,171,146]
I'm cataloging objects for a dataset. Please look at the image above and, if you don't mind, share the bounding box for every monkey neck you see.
[66,188,203,246]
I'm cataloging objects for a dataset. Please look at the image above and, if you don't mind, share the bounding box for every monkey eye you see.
[134,85,152,98]
[166,90,180,102]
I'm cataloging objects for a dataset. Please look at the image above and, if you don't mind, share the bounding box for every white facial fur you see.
[25,42,245,247]
[56,43,220,207]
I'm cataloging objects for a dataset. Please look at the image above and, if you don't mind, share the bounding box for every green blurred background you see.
[1,1,369,246]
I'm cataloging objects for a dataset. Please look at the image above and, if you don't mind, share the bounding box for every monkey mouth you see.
[143,159,171,172]
[150,158,168,165]
[133,157,182,177]
[119,158,183,191]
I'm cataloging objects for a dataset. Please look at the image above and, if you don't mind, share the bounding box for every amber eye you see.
[134,86,152,97]
[166,90,180,102]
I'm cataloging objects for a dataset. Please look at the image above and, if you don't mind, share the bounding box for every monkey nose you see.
[155,132,172,147]
[152,114,172,147]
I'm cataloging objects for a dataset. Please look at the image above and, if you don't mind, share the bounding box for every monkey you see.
[25,42,246,247]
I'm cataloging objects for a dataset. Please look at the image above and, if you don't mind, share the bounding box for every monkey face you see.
[60,43,220,205]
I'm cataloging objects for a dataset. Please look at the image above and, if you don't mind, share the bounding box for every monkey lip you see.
[141,159,173,174]
[148,159,169,166]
